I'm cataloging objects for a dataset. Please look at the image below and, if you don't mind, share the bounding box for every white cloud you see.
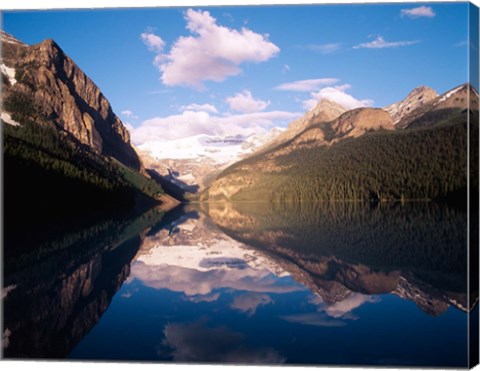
[140,30,165,52]
[230,293,273,315]
[180,103,218,113]
[143,9,280,88]
[302,84,373,110]
[401,6,436,18]
[305,43,342,54]
[121,109,139,119]
[131,109,300,144]
[275,78,340,92]
[353,36,419,49]
[226,90,270,113]
[282,64,290,73]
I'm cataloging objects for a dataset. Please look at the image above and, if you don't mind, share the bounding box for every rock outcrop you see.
[1,31,142,170]
[385,86,438,126]
[257,99,347,153]
[391,83,477,129]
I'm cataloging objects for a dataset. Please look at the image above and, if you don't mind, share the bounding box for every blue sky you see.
[1,3,472,144]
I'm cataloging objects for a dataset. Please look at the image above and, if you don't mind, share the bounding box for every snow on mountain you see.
[437,85,464,104]
[384,86,438,126]
[130,212,294,297]
[1,63,17,86]
[140,129,284,164]
[0,31,26,46]
[431,83,477,110]
[1,112,21,127]
[138,127,284,188]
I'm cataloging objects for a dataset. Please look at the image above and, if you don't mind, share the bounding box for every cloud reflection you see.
[131,261,302,297]
[310,293,379,319]
[281,313,346,327]
[230,293,273,315]
[158,321,285,364]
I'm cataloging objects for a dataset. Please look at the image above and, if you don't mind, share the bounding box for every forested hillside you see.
[204,107,475,203]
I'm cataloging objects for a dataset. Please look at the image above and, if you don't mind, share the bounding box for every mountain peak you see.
[385,85,438,126]
[313,98,346,111]
[309,98,347,120]
[39,38,61,50]
[2,32,142,170]
[255,98,347,153]
[409,85,436,95]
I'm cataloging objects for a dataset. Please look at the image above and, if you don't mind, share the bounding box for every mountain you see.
[138,99,345,192]
[384,85,438,126]
[138,128,284,190]
[388,83,477,129]
[203,83,477,202]
[256,99,347,153]
[1,31,168,239]
[1,31,141,169]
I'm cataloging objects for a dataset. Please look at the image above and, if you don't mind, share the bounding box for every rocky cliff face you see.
[257,99,347,153]
[284,107,394,150]
[1,31,142,170]
[385,86,438,126]
[391,83,477,129]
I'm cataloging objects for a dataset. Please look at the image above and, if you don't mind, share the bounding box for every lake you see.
[2,202,475,367]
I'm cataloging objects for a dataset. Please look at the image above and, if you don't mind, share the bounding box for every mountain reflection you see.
[2,208,167,358]
[203,201,472,315]
[129,211,302,297]
[3,201,474,365]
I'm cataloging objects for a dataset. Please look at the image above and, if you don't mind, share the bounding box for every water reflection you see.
[2,208,166,358]
[130,210,300,298]
[3,201,474,366]
[204,201,472,315]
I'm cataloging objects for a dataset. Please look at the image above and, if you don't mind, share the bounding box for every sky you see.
[1,2,473,145]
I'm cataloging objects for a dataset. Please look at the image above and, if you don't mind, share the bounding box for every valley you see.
[1,3,478,367]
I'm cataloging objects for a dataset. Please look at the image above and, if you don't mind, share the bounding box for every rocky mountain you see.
[256,99,347,153]
[137,99,345,192]
[138,128,284,190]
[384,85,438,126]
[390,83,477,129]
[203,83,476,202]
[1,31,141,170]
[2,31,167,229]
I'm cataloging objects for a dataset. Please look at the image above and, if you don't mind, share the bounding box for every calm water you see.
[2,202,475,366]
